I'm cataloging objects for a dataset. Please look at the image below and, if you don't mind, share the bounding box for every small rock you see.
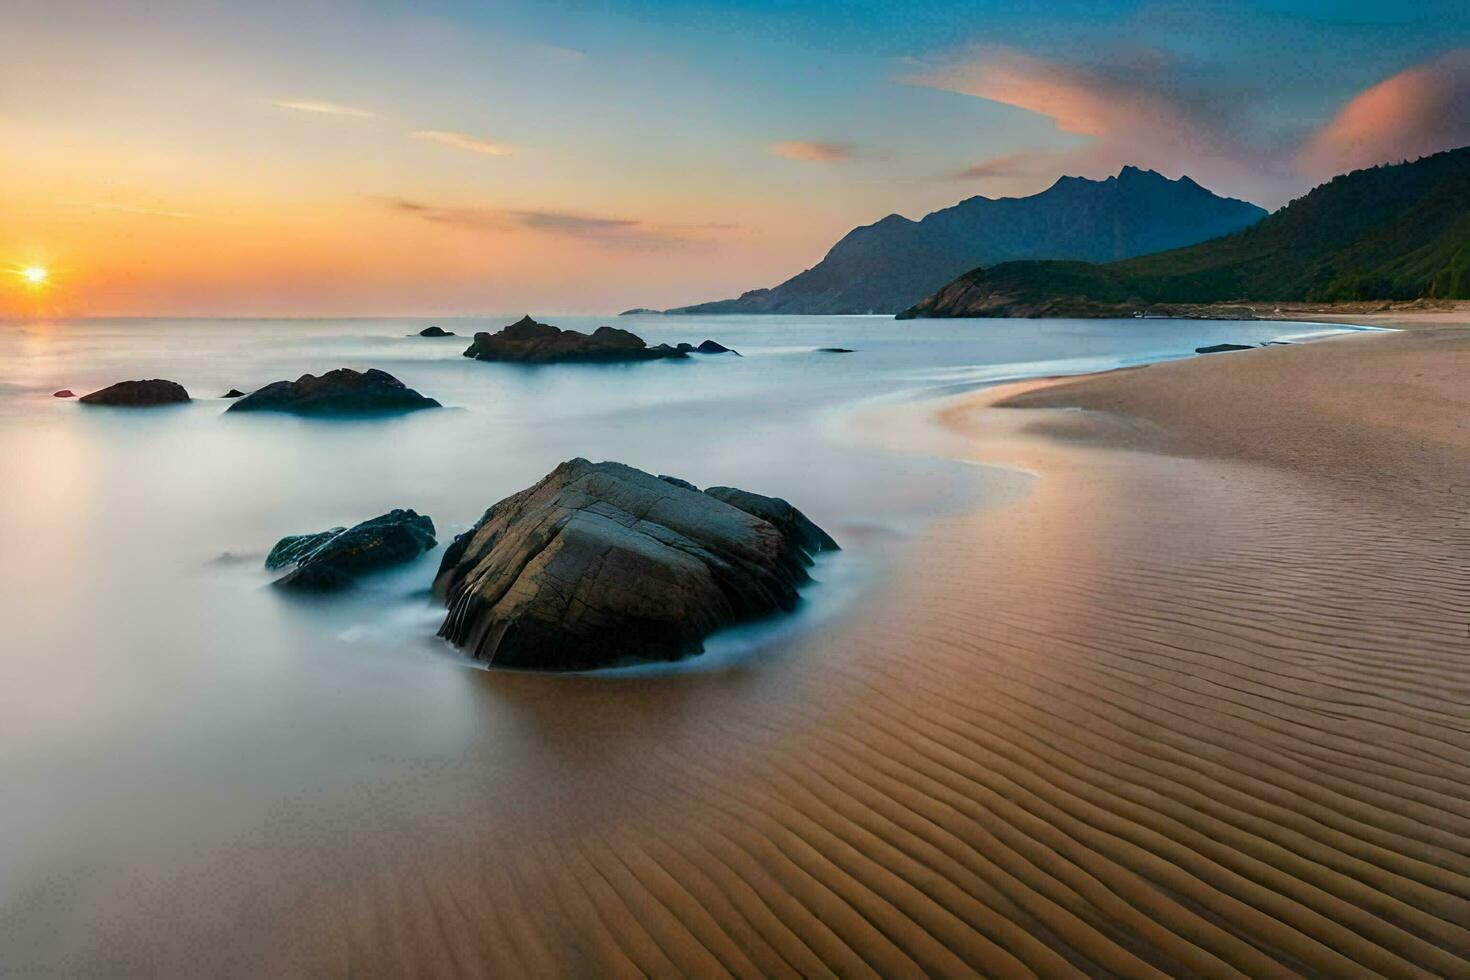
[79,380,190,406]
[416,326,455,337]
[1195,343,1254,354]
[817,347,855,354]
[53,389,75,398]
[695,339,740,355]
[222,389,246,398]
[266,509,437,590]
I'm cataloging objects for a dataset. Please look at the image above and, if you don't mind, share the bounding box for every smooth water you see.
[0,313,1361,964]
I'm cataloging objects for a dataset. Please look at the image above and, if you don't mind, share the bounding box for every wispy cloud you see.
[506,210,637,234]
[67,201,198,220]
[902,44,1298,205]
[1299,49,1470,178]
[770,140,856,163]
[270,99,377,118]
[376,198,726,247]
[411,129,513,157]
[952,150,1062,181]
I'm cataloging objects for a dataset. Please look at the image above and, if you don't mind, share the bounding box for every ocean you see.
[0,313,1364,967]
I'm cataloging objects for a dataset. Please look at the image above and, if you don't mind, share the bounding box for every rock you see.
[79,379,190,406]
[53,389,75,398]
[658,474,700,492]
[266,509,436,590]
[618,308,662,316]
[696,339,740,355]
[416,325,455,337]
[226,368,440,416]
[433,459,838,670]
[462,315,688,364]
[817,347,855,353]
[704,486,840,557]
[1195,343,1254,354]
[222,389,246,398]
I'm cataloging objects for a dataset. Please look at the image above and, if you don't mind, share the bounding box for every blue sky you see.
[2,0,1466,314]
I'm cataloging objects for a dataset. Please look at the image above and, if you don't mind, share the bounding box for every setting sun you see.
[21,265,48,286]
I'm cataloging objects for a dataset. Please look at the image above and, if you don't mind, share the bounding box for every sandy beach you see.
[187,324,1461,975]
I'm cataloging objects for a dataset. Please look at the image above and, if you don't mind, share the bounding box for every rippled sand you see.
[29,328,1470,976]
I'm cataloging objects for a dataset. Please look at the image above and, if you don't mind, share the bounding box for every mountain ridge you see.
[661,167,1267,315]
[900,147,1470,319]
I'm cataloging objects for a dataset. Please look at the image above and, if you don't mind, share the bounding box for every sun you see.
[21,265,48,286]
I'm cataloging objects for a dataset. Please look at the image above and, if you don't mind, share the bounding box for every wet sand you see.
[29,327,1470,976]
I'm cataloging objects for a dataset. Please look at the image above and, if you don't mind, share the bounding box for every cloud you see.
[270,99,376,118]
[770,140,855,163]
[377,198,727,246]
[507,210,638,234]
[1299,49,1470,178]
[902,44,1302,205]
[906,45,1214,144]
[411,129,513,157]
[952,150,1063,181]
[68,201,197,220]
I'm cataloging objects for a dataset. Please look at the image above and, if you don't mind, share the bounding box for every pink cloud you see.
[1299,50,1470,178]
[906,45,1204,142]
[770,140,854,163]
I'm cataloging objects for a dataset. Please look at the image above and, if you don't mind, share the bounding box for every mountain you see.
[901,147,1470,319]
[664,167,1267,315]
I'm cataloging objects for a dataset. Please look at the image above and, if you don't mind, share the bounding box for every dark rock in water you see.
[1195,343,1254,354]
[696,339,740,355]
[462,315,688,364]
[79,379,190,406]
[226,368,439,415]
[222,389,246,398]
[676,342,695,352]
[267,509,436,590]
[433,459,839,670]
[416,325,455,337]
[53,389,75,398]
[618,308,662,316]
[817,347,855,353]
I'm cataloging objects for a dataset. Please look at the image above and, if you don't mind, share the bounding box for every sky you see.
[2,0,1467,317]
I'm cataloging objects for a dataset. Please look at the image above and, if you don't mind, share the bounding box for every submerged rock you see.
[817,347,855,353]
[462,315,688,364]
[1195,343,1254,354]
[222,389,246,398]
[226,368,439,416]
[433,459,839,670]
[53,389,75,398]
[266,509,436,590]
[79,379,190,406]
[416,325,455,337]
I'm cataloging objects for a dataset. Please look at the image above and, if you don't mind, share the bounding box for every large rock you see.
[266,509,436,590]
[463,315,688,364]
[226,368,439,416]
[416,325,455,337]
[79,379,190,406]
[433,459,839,670]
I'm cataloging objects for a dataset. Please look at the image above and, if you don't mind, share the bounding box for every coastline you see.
[11,317,1469,973]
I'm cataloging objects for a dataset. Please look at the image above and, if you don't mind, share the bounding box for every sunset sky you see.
[3,0,1467,317]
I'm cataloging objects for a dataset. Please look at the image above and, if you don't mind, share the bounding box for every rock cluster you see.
[226,368,439,416]
[463,315,688,364]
